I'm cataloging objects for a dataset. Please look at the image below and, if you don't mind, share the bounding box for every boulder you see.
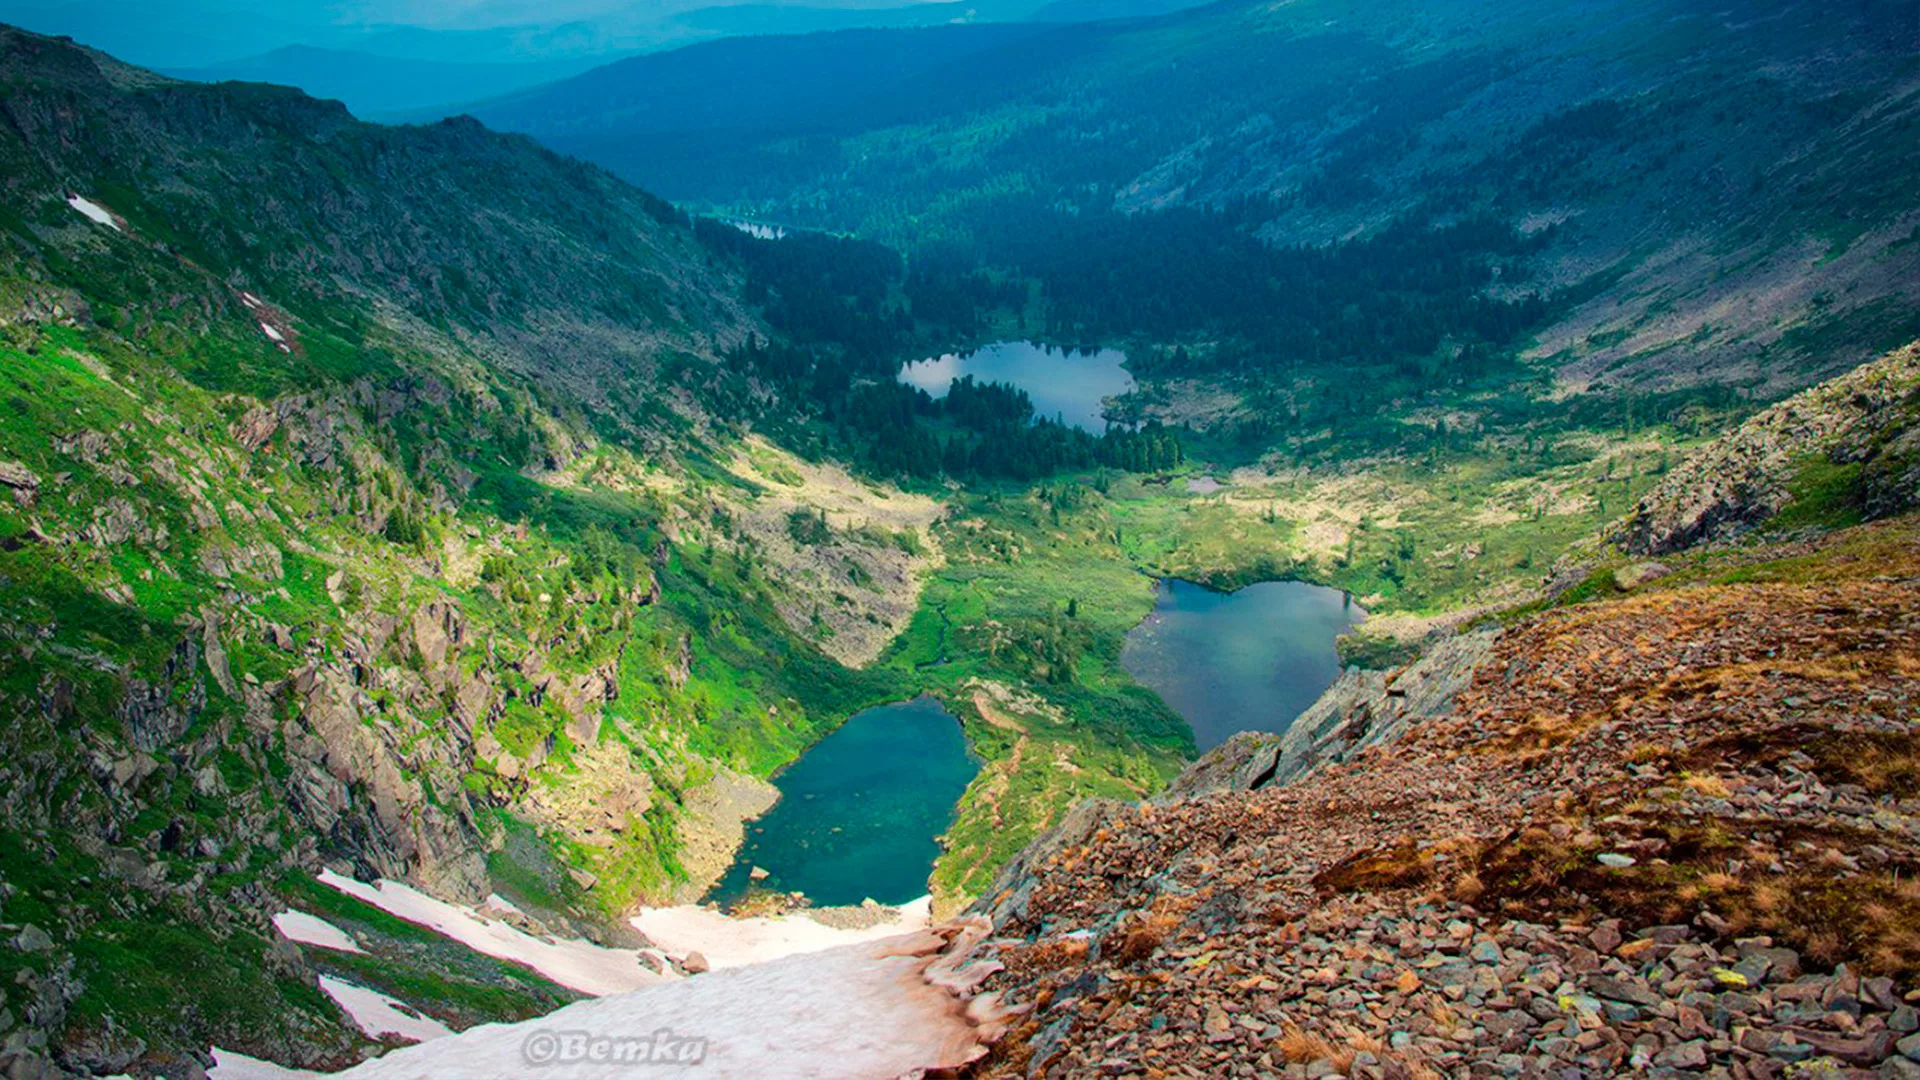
[1612,562,1672,590]
[0,461,40,505]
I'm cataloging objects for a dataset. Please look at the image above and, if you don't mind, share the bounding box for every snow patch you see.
[208,1049,319,1080]
[318,976,454,1044]
[729,219,786,241]
[272,910,365,954]
[219,927,997,1079]
[316,871,668,996]
[628,897,933,971]
[483,893,525,916]
[67,194,121,231]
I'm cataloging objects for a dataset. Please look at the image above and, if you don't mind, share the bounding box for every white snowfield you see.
[315,871,669,997]
[272,910,366,954]
[627,896,934,970]
[217,921,1004,1080]
[66,194,121,231]
[319,976,455,1044]
[217,878,995,1080]
[210,1050,319,1079]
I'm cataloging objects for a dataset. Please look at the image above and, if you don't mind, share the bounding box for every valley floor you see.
[895,406,1693,908]
[219,514,1920,1080]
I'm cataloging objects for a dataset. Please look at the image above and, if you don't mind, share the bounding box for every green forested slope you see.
[0,25,861,1069]
[3,7,1917,1073]
[0,25,1210,1071]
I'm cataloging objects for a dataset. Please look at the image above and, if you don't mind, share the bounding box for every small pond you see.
[897,341,1134,433]
[1121,579,1363,751]
[707,697,977,908]
[1185,476,1224,495]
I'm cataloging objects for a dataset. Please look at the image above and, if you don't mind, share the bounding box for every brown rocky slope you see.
[964,517,1920,1078]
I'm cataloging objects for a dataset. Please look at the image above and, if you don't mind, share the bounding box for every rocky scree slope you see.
[1159,628,1502,803]
[966,518,1920,1077]
[0,25,916,1078]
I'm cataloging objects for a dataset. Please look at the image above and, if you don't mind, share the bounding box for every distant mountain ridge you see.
[465,23,1064,138]
[0,24,751,405]
[163,45,604,118]
[12,0,1222,115]
[469,0,1920,396]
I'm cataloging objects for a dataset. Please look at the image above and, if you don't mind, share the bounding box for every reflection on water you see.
[898,341,1134,433]
[1122,579,1363,751]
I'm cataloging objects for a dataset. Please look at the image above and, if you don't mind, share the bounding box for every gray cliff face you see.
[1830,369,1920,524]
[1161,628,1501,801]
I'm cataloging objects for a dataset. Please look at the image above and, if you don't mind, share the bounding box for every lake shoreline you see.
[1121,577,1363,751]
[706,697,978,909]
[898,340,1136,433]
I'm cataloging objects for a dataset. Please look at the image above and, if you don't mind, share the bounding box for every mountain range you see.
[474,0,1920,393]
[6,0,1219,115]
[160,46,604,118]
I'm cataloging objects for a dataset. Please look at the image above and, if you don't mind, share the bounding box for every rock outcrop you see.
[1162,628,1501,801]
[1611,343,1920,554]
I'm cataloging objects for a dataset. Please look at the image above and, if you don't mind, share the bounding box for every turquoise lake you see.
[708,697,978,907]
[1121,579,1363,751]
[897,341,1134,433]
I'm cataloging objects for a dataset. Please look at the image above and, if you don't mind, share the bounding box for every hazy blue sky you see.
[0,0,968,72]
[165,0,943,28]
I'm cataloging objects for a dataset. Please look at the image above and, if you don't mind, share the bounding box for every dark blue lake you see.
[897,341,1134,433]
[1121,579,1363,751]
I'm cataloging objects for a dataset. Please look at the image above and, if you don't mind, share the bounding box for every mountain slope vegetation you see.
[2,0,1918,1074]
[0,26,1207,1072]
[0,24,871,1070]
[0,26,751,405]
